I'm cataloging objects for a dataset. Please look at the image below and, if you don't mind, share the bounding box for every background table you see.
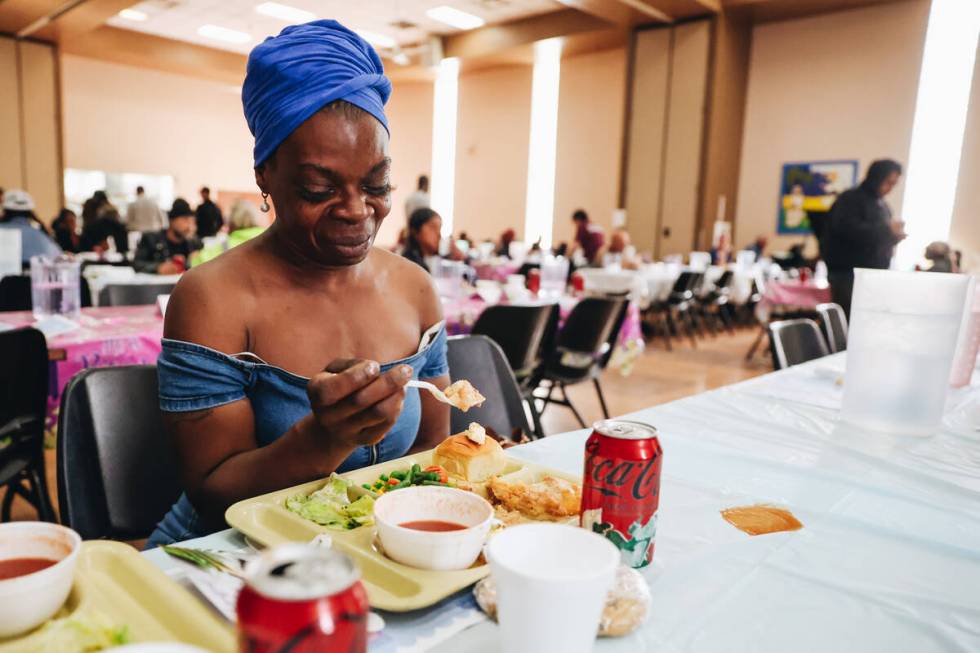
[0,305,163,435]
[146,352,980,652]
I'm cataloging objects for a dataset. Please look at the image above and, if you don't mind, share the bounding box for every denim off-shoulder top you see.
[145,323,448,548]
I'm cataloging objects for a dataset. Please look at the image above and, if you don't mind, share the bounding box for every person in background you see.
[821,159,906,317]
[953,249,963,273]
[554,242,569,257]
[923,241,954,273]
[571,209,605,265]
[604,228,640,269]
[52,209,82,253]
[126,185,166,233]
[404,174,429,222]
[710,232,732,265]
[457,231,471,249]
[744,235,767,259]
[81,190,113,230]
[0,190,61,264]
[193,199,267,265]
[134,198,202,274]
[496,228,516,258]
[80,207,129,254]
[195,186,224,238]
[402,208,442,272]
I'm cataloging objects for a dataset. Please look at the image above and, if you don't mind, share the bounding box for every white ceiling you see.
[107,0,561,56]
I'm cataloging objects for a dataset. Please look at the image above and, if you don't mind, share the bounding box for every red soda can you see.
[571,271,585,294]
[527,268,541,294]
[237,544,370,653]
[172,254,187,273]
[581,420,662,568]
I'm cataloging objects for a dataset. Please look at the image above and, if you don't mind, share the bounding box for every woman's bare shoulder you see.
[370,247,442,327]
[164,243,260,350]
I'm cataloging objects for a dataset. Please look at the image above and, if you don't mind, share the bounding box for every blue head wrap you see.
[242,20,392,167]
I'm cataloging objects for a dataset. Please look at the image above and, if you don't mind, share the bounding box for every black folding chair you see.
[0,327,56,522]
[446,336,531,441]
[645,271,703,349]
[99,282,175,307]
[528,297,626,429]
[57,366,182,540]
[815,303,848,353]
[471,303,557,384]
[698,270,735,334]
[767,318,830,369]
[0,275,31,311]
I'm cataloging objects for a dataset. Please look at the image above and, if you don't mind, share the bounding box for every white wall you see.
[734,0,931,252]
[950,41,980,272]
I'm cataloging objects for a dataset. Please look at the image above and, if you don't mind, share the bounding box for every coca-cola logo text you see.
[586,443,660,501]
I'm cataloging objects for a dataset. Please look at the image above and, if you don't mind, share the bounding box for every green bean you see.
[421,480,450,487]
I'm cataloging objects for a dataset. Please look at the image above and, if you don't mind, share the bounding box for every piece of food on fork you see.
[442,380,486,412]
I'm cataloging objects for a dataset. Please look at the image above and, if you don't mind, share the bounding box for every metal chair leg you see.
[1,482,18,522]
[593,377,610,419]
[30,466,56,523]
[560,383,587,428]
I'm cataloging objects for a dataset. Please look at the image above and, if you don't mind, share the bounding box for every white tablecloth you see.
[145,353,980,652]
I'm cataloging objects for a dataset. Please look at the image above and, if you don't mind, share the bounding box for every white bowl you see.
[0,522,81,637]
[373,487,494,571]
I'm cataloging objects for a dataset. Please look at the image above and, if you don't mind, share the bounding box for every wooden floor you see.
[6,328,771,523]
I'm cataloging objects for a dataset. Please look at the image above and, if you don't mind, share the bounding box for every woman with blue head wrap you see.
[146,20,450,547]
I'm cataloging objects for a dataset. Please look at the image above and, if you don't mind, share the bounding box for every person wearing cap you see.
[146,21,449,547]
[0,189,61,264]
[133,198,202,274]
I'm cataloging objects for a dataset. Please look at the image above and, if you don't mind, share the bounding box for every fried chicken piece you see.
[443,380,486,411]
[486,475,582,520]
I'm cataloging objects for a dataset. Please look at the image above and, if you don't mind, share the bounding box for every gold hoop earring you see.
[260,192,270,213]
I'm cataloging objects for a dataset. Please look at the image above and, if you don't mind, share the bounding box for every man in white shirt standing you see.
[125,186,166,233]
[404,174,430,221]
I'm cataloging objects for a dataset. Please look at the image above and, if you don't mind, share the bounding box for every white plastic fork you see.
[407,379,455,406]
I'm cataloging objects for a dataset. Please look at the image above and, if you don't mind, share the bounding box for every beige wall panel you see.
[659,20,710,257]
[0,38,24,193]
[950,46,980,273]
[20,40,62,221]
[553,47,628,248]
[454,65,532,242]
[624,28,671,254]
[382,80,434,248]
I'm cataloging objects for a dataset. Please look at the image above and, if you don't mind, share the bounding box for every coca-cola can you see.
[237,543,369,653]
[581,419,662,568]
[571,271,585,294]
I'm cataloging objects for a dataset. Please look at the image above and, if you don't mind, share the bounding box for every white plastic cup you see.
[842,269,970,436]
[486,524,619,653]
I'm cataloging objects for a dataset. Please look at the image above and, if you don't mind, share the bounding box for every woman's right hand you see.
[307,359,412,449]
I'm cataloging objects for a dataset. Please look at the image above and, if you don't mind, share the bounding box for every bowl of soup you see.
[0,522,81,637]
[373,486,494,571]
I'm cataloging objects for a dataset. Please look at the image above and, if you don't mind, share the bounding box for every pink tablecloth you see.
[442,294,645,374]
[756,280,833,322]
[764,280,832,307]
[0,306,164,437]
[471,261,520,283]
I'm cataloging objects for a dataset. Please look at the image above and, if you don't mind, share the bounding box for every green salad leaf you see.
[25,616,130,652]
[285,473,374,530]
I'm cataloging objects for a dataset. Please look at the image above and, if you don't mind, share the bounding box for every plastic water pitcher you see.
[841,269,970,436]
[30,255,81,320]
[433,259,465,300]
[539,255,569,299]
[949,277,980,388]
